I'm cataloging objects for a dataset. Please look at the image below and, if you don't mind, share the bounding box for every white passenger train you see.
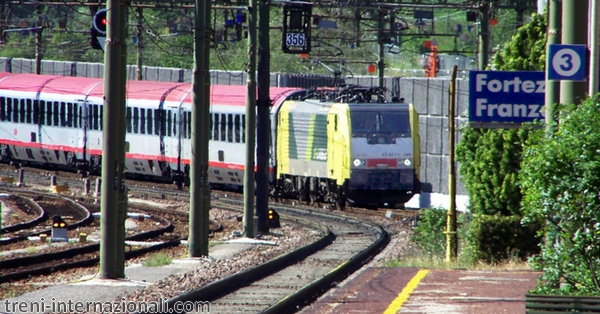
[0,73,420,207]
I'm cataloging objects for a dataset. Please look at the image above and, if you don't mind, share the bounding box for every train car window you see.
[220,114,226,142]
[6,98,12,122]
[53,102,59,126]
[133,107,139,134]
[160,110,166,136]
[78,106,82,128]
[26,99,32,124]
[100,105,103,131]
[167,111,172,137]
[126,107,132,133]
[154,109,160,135]
[88,105,93,129]
[93,104,99,130]
[213,114,219,141]
[47,102,54,126]
[39,100,45,125]
[187,112,191,139]
[33,100,39,124]
[173,112,177,137]
[33,99,44,124]
[14,100,19,123]
[67,103,73,127]
[242,115,246,143]
[182,111,188,139]
[234,115,241,143]
[72,103,78,128]
[147,109,153,135]
[60,102,66,126]
[19,99,25,123]
[0,97,6,121]
[227,114,233,142]
[140,108,146,135]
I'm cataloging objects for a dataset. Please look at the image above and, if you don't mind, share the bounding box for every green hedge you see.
[467,214,541,263]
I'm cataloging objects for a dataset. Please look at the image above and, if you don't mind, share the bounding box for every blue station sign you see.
[469,71,546,124]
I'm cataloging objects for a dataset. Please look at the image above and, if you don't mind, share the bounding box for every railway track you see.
[134,199,388,314]
[1,167,414,314]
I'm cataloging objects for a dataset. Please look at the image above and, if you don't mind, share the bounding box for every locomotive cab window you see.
[350,110,411,139]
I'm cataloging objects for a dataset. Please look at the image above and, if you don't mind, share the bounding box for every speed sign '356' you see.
[286,33,306,47]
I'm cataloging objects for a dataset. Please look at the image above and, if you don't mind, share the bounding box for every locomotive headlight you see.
[353,159,365,167]
[399,159,412,166]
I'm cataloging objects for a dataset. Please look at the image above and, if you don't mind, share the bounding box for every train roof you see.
[0,72,300,106]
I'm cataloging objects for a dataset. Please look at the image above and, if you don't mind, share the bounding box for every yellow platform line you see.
[383,269,429,314]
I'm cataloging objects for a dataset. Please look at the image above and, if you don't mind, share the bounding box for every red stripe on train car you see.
[0,138,269,172]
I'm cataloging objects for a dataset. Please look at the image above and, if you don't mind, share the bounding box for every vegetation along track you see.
[137,200,388,314]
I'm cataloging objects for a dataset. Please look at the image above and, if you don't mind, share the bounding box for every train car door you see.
[76,101,86,163]
[163,108,178,172]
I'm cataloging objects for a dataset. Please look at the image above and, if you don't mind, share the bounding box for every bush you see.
[411,207,470,260]
[466,214,541,263]
[411,207,447,257]
[521,97,600,295]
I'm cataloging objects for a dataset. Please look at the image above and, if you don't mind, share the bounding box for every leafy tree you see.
[457,12,546,215]
[455,12,546,261]
[521,98,600,295]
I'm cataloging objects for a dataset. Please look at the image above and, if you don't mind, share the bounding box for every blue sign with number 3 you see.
[548,44,587,81]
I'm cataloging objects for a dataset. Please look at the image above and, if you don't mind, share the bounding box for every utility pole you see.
[99,0,127,279]
[378,9,385,89]
[243,0,258,238]
[189,0,211,257]
[589,0,599,96]
[115,1,128,279]
[478,2,490,70]
[559,0,588,106]
[545,0,561,134]
[34,5,42,75]
[255,0,270,234]
[136,7,143,80]
[446,65,458,262]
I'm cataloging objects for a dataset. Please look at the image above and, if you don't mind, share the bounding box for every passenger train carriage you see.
[0,72,420,207]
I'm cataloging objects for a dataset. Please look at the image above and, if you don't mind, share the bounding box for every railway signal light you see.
[267,209,280,228]
[91,9,107,51]
[51,215,68,242]
[52,215,67,228]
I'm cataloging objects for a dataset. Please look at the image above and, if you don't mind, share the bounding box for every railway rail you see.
[1,166,415,314]
[132,199,388,314]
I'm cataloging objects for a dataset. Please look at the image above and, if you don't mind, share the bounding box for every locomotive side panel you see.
[327,103,351,186]
[276,100,329,178]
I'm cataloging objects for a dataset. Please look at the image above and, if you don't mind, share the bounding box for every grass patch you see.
[386,253,531,271]
[209,241,223,248]
[143,253,172,267]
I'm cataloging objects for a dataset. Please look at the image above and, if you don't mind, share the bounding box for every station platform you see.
[300,267,540,314]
